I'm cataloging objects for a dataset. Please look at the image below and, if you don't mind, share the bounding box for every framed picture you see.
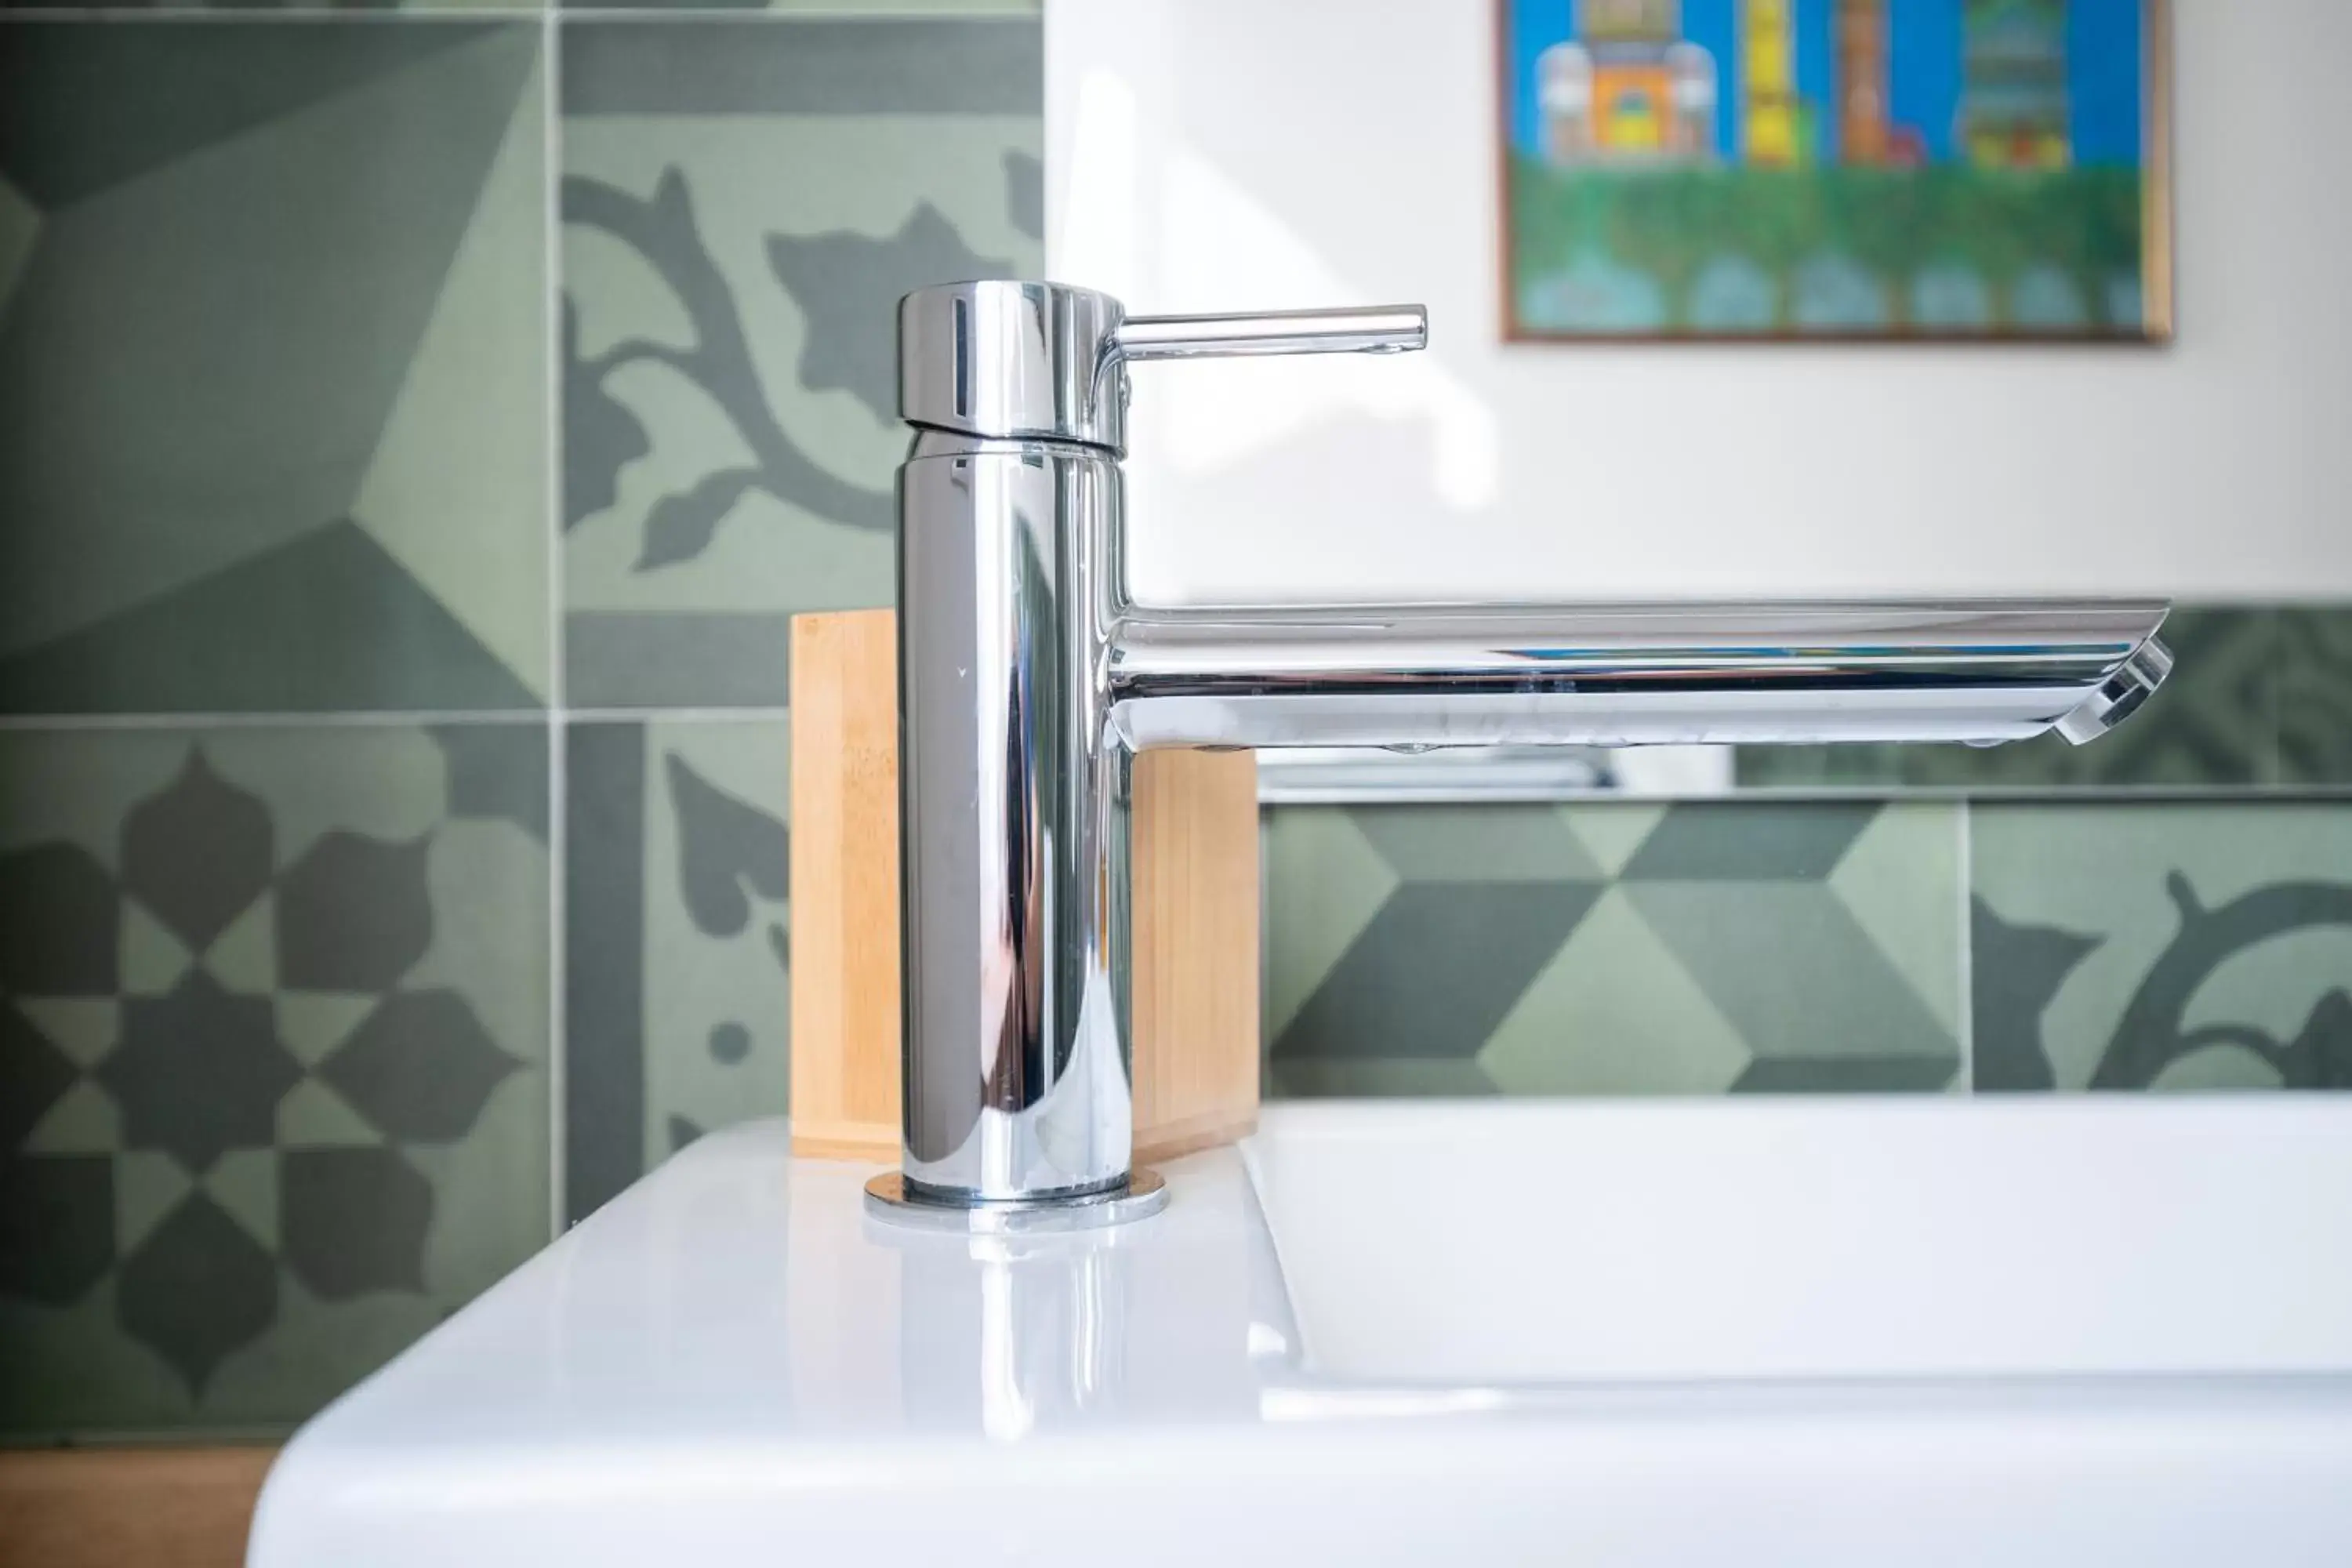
[1496,0,2172,340]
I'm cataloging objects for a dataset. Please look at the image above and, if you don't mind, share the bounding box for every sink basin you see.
[1250,1098,2352,1385]
[251,1102,2352,1566]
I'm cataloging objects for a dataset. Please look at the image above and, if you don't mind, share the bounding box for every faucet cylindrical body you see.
[897,430,1132,1204]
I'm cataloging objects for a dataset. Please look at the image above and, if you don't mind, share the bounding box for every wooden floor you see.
[0,1448,274,1568]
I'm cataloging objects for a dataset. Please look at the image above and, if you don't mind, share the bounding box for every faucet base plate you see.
[862,1169,1168,1233]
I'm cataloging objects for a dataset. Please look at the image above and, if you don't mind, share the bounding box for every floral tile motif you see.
[565,720,789,1221]
[0,724,548,1438]
[0,22,549,713]
[1265,800,1964,1098]
[559,16,1041,706]
[1971,801,2352,1092]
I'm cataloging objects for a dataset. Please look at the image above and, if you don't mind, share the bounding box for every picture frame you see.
[1495,0,2172,343]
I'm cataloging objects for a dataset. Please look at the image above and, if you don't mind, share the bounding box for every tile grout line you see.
[0,710,552,731]
[544,7,569,1242]
[1955,797,1975,1094]
[0,707,803,730]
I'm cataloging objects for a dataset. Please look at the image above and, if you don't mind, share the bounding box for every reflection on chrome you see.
[1254,745,1730,801]
[869,280,2173,1229]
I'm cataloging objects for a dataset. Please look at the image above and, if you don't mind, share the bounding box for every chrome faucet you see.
[864,280,2172,1232]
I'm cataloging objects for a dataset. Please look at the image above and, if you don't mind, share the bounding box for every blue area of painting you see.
[2069,0,2145,165]
[1507,0,1573,158]
[1683,0,1741,162]
[1887,0,1963,162]
[1506,0,2144,169]
[1793,0,1834,162]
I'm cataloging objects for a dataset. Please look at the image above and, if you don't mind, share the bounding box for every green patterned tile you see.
[1475,886,1751,1095]
[1734,608,2274,789]
[1265,1058,1497,1100]
[2277,608,2352,785]
[1272,879,1603,1073]
[1348,803,1603,882]
[0,724,550,1439]
[0,2,539,11]
[641,721,792,1163]
[1617,801,1961,1091]
[559,16,1040,706]
[1261,807,1396,1044]
[564,720,789,1221]
[0,22,549,713]
[1266,800,1963,1098]
[1971,801,2352,1092]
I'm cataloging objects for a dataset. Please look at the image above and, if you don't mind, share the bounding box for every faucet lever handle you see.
[1112,306,1428,364]
[897,283,1425,451]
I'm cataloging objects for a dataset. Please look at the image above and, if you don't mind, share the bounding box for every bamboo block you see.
[788,610,905,1160]
[1130,746,1261,1163]
[788,610,1261,1166]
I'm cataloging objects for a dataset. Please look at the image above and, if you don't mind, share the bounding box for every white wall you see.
[1047,0,2352,606]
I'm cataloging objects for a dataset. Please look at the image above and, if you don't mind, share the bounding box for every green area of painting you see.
[1510,155,2144,336]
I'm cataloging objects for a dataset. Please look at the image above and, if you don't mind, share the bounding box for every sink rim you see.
[1240,1094,2352,1392]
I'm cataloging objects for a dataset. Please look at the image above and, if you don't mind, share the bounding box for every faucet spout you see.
[1107,599,2171,753]
[873,280,2176,1232]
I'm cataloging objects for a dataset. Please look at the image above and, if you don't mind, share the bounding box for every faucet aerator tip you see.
[2056,635,2173,746]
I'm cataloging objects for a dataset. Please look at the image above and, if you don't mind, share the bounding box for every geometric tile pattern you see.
[1267,797,2352,1106]
[1971,801,2352,1093]
[1269,801,1966,1099]
[0,726,547,1437]
[0,22,548,713]
[560,17,1041,706]
[564,720,789,1222]
[0,6,1047,1443]
[0,5,1042,1442]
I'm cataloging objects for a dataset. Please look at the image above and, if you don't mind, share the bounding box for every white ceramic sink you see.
[1250,1098,2352,1385]
[251,1101,2352,1566]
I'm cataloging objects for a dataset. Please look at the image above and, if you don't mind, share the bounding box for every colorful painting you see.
[1497,0,2170,339]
